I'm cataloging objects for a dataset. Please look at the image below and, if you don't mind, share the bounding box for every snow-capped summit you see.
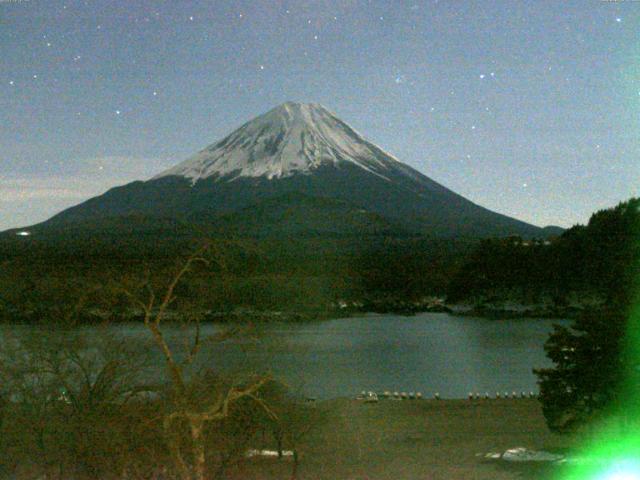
[155,102,402,182]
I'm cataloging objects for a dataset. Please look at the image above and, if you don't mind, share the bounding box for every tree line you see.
[447,198,640,309]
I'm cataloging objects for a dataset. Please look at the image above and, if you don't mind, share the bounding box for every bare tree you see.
[0,326,159,479]
[121,243,276,480]
[0,242,297,480]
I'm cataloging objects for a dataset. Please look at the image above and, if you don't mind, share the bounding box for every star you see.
[522,183,528,188]
[33,74,38,79]
[46,42,52,47]
[153,90,158,96]
[189,16,194,21]
[479,74,485,79]
[9,80,14,85]
[490,72,495,77]
[259,65,265,70]
[616,17,622,23]
[471,125,476,130]
[115,110,121,115]
[313,35,318,40]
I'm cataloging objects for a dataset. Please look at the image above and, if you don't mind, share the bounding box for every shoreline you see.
[1,303,579,325]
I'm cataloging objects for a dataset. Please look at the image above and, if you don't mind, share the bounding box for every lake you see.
[3,313,568,400]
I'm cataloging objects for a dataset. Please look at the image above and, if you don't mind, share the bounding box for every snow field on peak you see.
[154,102,402,183]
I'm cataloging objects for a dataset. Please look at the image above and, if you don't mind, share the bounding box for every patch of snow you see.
[501,447,564,463]
[478,452,502,460]
[246,449,294,458]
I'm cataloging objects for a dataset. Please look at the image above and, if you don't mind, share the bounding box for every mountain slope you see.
[211,191,410,238]
[36,102,549,239]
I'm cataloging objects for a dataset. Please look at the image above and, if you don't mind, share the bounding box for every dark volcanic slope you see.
[45,162,542,238]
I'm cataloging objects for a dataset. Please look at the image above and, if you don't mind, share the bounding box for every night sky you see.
[1,0,638,231]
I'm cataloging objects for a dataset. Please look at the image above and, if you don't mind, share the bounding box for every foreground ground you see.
[233,397,574,480]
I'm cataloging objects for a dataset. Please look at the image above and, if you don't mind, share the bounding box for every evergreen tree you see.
[534,309,627,432]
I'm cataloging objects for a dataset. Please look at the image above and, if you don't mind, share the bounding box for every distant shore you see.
[448,303,584,320]
[1,301,582,324]
[203,302,581,323]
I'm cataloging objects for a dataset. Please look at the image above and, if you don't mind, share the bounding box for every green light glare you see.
[557,285,640,479]
[600,459,640,480]
[558,432,640,480]
[602,464,640,480]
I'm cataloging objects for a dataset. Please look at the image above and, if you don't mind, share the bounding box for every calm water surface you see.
[5,313,568,399]
[114,313,566,399]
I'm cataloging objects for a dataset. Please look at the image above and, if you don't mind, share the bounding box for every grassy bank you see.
[228,397,575,480]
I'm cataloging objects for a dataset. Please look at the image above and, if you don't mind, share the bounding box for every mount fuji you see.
[32,102,553,238]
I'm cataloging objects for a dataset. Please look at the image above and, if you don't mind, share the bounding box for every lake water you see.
[214,313,566,399]
[4,313,568,399]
